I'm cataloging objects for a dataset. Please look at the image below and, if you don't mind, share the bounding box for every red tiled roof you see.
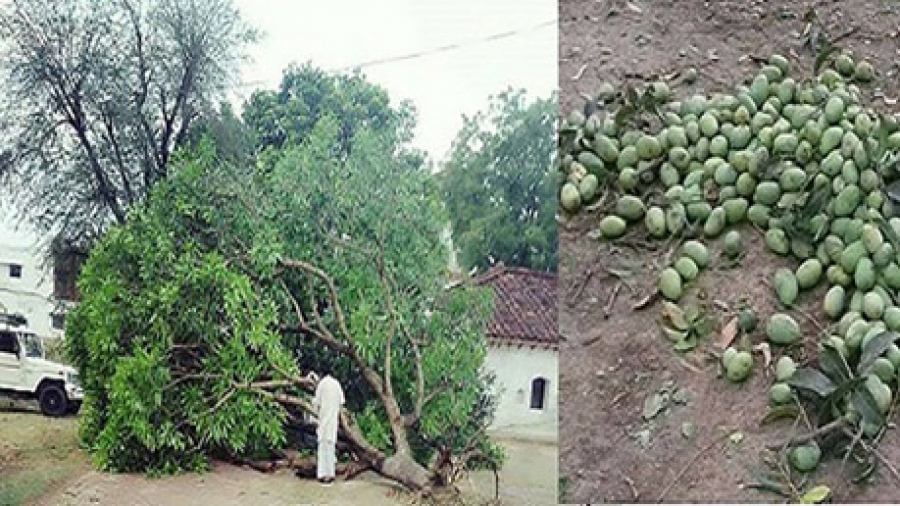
[473,264,558,347]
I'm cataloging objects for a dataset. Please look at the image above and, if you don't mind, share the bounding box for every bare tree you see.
[0,0,253,249]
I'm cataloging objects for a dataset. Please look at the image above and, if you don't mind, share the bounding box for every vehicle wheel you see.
[38,384,69,417]
[66,401,82,415]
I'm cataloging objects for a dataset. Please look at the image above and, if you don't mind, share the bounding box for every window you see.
[8,264,22,278]
[51,313,65,330]
[0,332,18,354]
[530,377,548,410]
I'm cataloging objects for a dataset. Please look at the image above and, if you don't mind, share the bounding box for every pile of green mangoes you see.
[559,52,900,468]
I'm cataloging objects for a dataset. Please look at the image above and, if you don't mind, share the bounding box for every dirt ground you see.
[0,403,90,505]
[0,408,555,506]
[558,0,900,503]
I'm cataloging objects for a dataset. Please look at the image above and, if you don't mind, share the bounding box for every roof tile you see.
[474,265,558,345]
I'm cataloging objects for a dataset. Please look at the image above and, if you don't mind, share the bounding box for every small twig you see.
[604,282,623,319]
[841,424,865,473]
[610,391,627,407]
[566,268,595,307]
[767,418,847,451]
[622,473,640,500]
[791,305,826,333]
[842,427,900,485]
[657,433,729,502]
[831,26,859,44]
[676,357,702,373]
[571,63,588,81]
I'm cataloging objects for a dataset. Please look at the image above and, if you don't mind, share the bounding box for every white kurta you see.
[313,375,345,479]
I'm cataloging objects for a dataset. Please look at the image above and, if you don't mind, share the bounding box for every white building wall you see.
[484,343,558,437]
[0,206,61,340]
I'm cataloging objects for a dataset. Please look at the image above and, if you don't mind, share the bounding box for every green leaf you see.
[673,333,698,352]
[851,384,886,428]
[788,368,838,397]
[857,331,899,376]
[819,341,852,384]
[799,485,830,504]
[814,42,835,74]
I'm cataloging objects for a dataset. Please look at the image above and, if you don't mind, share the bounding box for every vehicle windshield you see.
[21,333,43,358]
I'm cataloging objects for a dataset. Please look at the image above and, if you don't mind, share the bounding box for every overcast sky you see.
[231,0,557,163]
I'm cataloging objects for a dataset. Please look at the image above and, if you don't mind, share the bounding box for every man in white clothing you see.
[310,365,345,484]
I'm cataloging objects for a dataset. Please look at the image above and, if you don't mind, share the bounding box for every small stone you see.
[642,392,667,420]
[635,429,651,449]
[681,421,697,439]
[671,388,690,405]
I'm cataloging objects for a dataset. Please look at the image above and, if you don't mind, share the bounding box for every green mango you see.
[659,267,683,300]
[774,268,799,306]
[766,228,790,255]
[599,215,628,239]
[645,206,667,238]
[703,207,727,237]
[561,183,581,212]
[682,240,710,268]
[824,285,846,319]
[616,195,646,221]
[767,313,801,345]
[674,257,699,281]
[754,181,781,206]
[796,259,823,289]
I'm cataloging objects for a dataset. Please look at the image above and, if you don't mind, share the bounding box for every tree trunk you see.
[375,452,433,491]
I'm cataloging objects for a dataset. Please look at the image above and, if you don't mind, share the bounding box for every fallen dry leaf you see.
[716,317,739,350]
[632,290,658,310]
[753,342,772,371]
[662,301,689,330]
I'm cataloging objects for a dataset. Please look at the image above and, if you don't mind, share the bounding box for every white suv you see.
[0,314,83,416]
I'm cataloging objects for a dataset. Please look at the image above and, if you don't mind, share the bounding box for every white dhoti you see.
[317,438,337,479]
[313,374,345,480]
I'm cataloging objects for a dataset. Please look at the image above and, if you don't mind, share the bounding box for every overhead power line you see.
[233,18,556,95]
[332,18,557,72]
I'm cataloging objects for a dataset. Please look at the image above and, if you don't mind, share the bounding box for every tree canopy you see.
[67,114,502,488]
[0,0,254,249]
[441,90,557,273]
[242,63,417,157]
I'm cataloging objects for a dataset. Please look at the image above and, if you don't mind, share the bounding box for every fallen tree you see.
[66,120,504,490]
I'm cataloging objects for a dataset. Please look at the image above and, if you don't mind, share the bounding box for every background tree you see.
[440,90,557,273]
[67,117,503,489]
[185,101,253,165]
[0,0,254,250]
[242,63,416,157]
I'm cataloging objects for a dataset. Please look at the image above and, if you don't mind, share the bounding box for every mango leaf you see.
[819,341,852,384]
[661,325,689,343]
[825,376,865,408]
[692,314,715,339]
[885,180,900,207]
[788,368,837,397]
[876,214,900,251]
[814,41,835,74]
[760,404,801,425]
[799,485,830,504]
[851,385,886,428]
[858,331,899,376]
[673,333,698,352]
